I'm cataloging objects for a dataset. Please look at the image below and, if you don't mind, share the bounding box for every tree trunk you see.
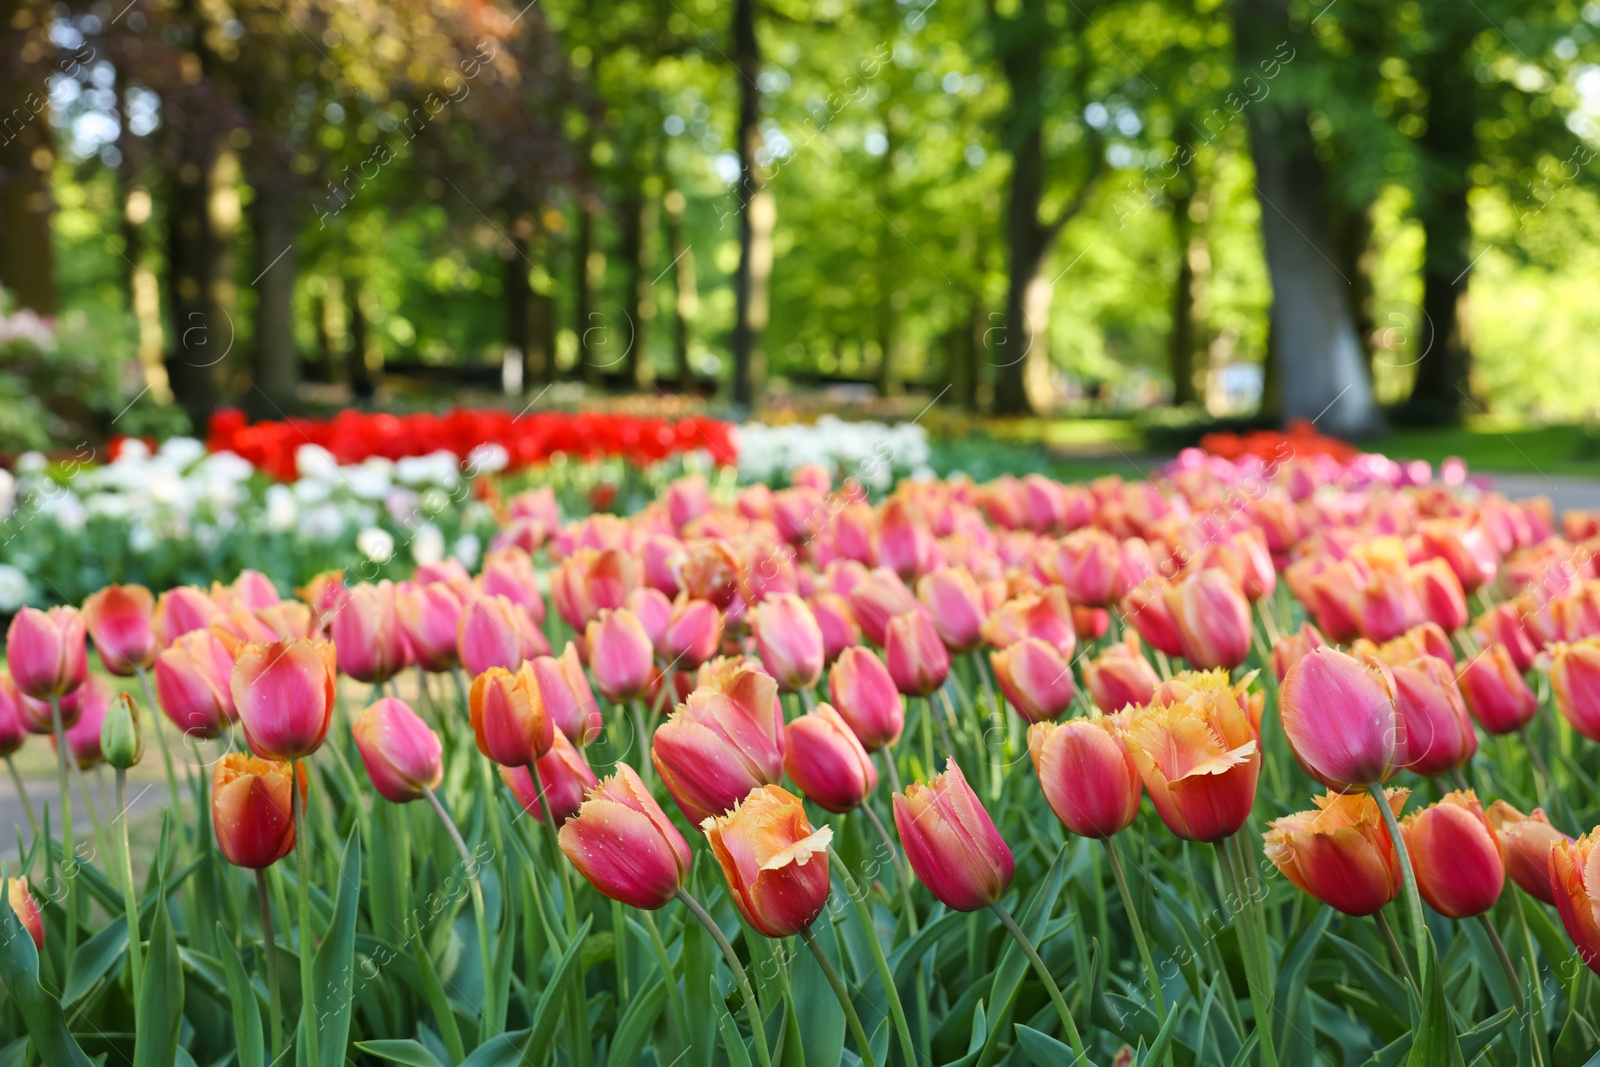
[250,178,300,411]
[0,0,58,316]
[663,188,695,388]
[165,151,221,423]
[1168,189,1198,406]
[506,223,531,390]
[996,127,1049,415]
[1236,0,1379,436]
[730,0,768,411]
[620,183,656,389]
[345,274,374,401]
[574,197,600,384]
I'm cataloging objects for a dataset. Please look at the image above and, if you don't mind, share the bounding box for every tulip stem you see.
[1369,784,1430,990]
[136,667,183,816]
[1518,724,1563,821]
[532,763,582,941]
[424,785,497,1031]
[113,767,144,1008]
[1103,839,1167,1026]
[1476,914,1525,1013]
[800,925,879,1067]
[630,701,654,788]
[641,910,688,1049]
[674,887,773,1067]
[1219,837,1278,1067]
[990,900,1089,1063]
[799,687,818,711]
[5,756,37,840]
[256,868,284,1062]
[859,801,918,933]
[829,845,916,1067]
[291,758,318,1067]
[49,695,78,970]
[1373,911,1417,997]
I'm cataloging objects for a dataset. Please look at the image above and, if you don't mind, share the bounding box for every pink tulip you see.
[894,759,1013,911]
[502,731,598,824]
[1028,718,1142,838]
[1458,643,1538,735]
[81,584,156,677]
[585,609,656,703]
[1391,655,1478,777]
[458,593,549,677]
[653,671,785,824]
[809,593,860,665]
[982,587,1078,659]
[154,586,225,647]
[55,675,111,769]
[885,610,950,698]
[828,647,904,751]
[0,674,27,756]
[1081,634,1159,714]
[626,587,675,650]
[1123,577,1187,658]
[1055,528,1126,607]
[559,763,694,909]
[352,698,443,803]
[1279,647,1400,790]
[231,638,338,760]
[990,637,1076,723]
[1165,570,1252,671]
[154,629,237,738]
[396,581,467,672]
[331,581,408,684]
[6,606,88,699]
[479,546,547,626]
[847,567,921,646]
[531,642,603,744]
[879,499,935,579]
[783,703,878,813]
[1410,559,1469,633]
[660,595,723,670]
[916,568,988,653]
[551,547,637,630]
[753,593,825,693]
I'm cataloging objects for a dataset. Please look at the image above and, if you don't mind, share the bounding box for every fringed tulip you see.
[352,698,443,803]
[1458,644,1538,735]
[1082,634,1159,714]
[503,731,598,824]
[1552,832,1600,974]
[894,759,1014,911]
[232,638,337,761]
[661,595,723,670]
[1165,570,1252,671]
[81,584,156,677]
[1264,790,1406,916]
[1551,639,1600,741]
[886,609,950,697]
[331,581,408,684]
[559,763,693,909]
[783,703,877,813]
[917,568,988,652]
[6,606,87,699]
[469,663,554,768]
[531,643,603,744]
[653,672,785,823]
[7,877,43,949]
[1279,647,1399,791]
[154,628,237,738]
[753,593,825,692]
[397,581,467,672]
[1028,718,1141,838]
[1485,801,1568,906]
[702,785,833,937]
[1402,791,1504,919]
[828,647,904,751]
[212,752,306,869]
[990,637,1076,723]
[1391,656,1477,777]
[1123,677,1260,842]
[585,608,656,703]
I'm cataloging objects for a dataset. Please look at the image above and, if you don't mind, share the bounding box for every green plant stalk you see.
[113,767,144,1006]
[1103,839,1167,1026]
[1369,783,1430,990]
[630,700,654,788]
[674,887,773,1067]
[989,900,1088,1063]
[423,785,496,1032]
[1222,835,1278,1067]
[829,846,916,1067]
[1476,913,1525,1013]
[532,763,581,941]
[859,800,918,934]
[49,695,78,969]
[1510,888,1550,1067]
[292,757,318,1067]
[136,667,184,813]
[5,755,37,840]
[641,909,688,1049]
[1373,910,1417,998]
[256,868,285,1062]
[800,924,880,1067]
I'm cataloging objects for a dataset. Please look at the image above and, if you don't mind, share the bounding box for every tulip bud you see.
[1391,656,1477,777]
[53,676,111,768]
[213,751,306,869]
[828,647,904,751]
[1082,635,1159,714]
[7,877,44,950]
[82,584,157,677]
[231,638,338,761]
[6,606,88,699]
[1270,623,1326,682]
[460,593,550,678]
[331,581,408,684]
[917,568,988,653]
[990,637,1076,723]
[885,609,950,698]
[353,698,443,803]
[1551,639,1600,741]
[661,595,723,670]
[1410,559,1469,633]
[653,675,785,824]
[585,609,656,703]
[1264,790,1406,916]
[559,763,694,909]
[1457,643,1538,735]
[153,586,224,647]
[396,581,467,672]
[1028,718,1141,839]
[531,642,603,745]
[1279,647,1399,791]
[100,691,145,770]
[1165,570,1252,671]
[982,587,1077,659]
[809,593,859,665]
[154,628,237,739]
[784,703,878,813]
[1402,791,1504,919]
[0,674,27,757]
[469,663,554,768]
[753,594,825,692]
[1472,603,1538,673]
[895,759,1014,911]
[1055,529,1126,607]
[1484,800,1569,906]
[1552,832,1600,975]
[702,785,834,937]
[502,731,598,824]
[1123,681,1260,842]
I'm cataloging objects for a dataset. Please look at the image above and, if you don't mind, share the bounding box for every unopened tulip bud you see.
[1028,718,1141,838]
[502,731,598,824]
[154,628,237,738]
[559,763,694,909]
[661,595,723,670]
[396,581,467,672]
[232,639,337,761]
[7,877,44,949]
[1264,790,1406,916]
[100,691,144,770]
[531,643,603,744]
[1391,656,1477,777]
[586,609,656,703]
[1402,791,1504,919]
[6,606,88,699]
[1166,570,1252,671]
[754,593,825,692]
[469,663,554,768]
[1458,643,1538,735]
[1485,800,1569,906]
[331,581,408,684]
[886,610,950,697]
[653,675,785,824]
[1410,559,1469,633]
[895,759,1013,911]
[1082,635,1158,714]
[809,593,859,665]
[212,751,306,869]
[784,703,878,813]
[353,698,443,803]
[991,637,1076,723]
[828,647,904,751]
[1279,647,1399,790]
[703,785,834,937]
[917,568,988,653]
[1551,639,1600,741]
[82,584,156,677]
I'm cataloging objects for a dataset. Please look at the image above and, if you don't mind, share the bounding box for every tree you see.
[0,0,58,316]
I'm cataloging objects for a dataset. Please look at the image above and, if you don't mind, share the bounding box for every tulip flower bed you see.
[6,455,1600,1067]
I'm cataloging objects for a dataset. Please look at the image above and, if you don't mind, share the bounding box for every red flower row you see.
[204,407,737,480]
[1199,419,1358,462]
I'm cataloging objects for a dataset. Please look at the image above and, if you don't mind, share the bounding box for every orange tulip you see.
[1264,790,1407,916]
[1122,675,1260,842]
[1028,718,1142,839]
[469,663,554,768]
[702,785,833,937]
[212,752,306,869]
[1402,791,1505,919]
[1484,800,1569,906]
[1550,831,1600,974]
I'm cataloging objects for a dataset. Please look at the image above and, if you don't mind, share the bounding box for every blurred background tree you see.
[1,0,1597,451]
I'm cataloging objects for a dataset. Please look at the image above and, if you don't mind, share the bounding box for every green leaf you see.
[353,1039,449,1067]
[415,936,467,1064]
[605,975,668,1067]
[1014,1023,1075,1067]
[788,909,846,1067]
[525,914,595,1064]
[134,847,184,1067]
[300,828,362,1067]
[976,846,1071,1066]
[1404,944,1464,1067]
[0,887,93,1067]
[459,1028,534,1067]
[715,975,757,1067]
[62,915,128,1006]
[1142,988,1188,1067]
[216,923,265,1067]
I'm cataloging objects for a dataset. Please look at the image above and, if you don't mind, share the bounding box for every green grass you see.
[1375,421,1600,477]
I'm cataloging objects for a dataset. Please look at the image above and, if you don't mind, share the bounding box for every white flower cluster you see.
[733,415,933,490]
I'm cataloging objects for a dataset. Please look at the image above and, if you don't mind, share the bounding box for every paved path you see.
[0,772,170,861]
[1482,473,1600,518]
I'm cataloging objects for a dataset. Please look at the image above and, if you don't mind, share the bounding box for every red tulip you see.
[559,763,694,909]
[6,606,87,699]
[1402,791,1504,919]
[1485,800,1569,906]
[894,759,1013,911]
[1457,643,1538,735]
[502,731,598,824]
[753,593,825,692]
[530,642,603,745]
[990,637,1076,723]
[828,647,903,751]
[1391,655,1477,777]
[212,751,307,869]
[703,785,834,937]
[885,610,950,698]
[586,609,656,703]
[232,638,337,761]
[1279,647,1399,791]
[352,698,443,803]
[783,703,878,813]
[81,584,156,677]
[1265,790,1406,916]
[469,663,554,768]
[1028,718,1142,838]
[331,581,408,684]
[154,628,237,738]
